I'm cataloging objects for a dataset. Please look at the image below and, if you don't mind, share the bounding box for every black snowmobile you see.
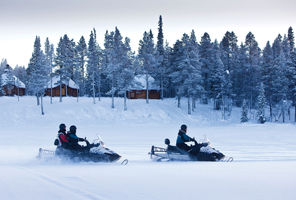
[38,138,127,164]
[149,138,233,162]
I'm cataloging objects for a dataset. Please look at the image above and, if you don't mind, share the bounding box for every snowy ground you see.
[0,96,295,200]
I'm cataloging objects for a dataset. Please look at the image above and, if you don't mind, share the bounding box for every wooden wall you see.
[127,90,160,99]
[1,85,25,96]
[45,84,78,97]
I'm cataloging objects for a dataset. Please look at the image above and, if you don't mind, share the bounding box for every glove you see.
[202,142,209,147]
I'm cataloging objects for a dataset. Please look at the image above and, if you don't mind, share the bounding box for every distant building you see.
[127,75,160,99]
[1,73,26,96]
[45,76,79,97]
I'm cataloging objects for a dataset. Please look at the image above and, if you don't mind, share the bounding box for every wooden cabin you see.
[127,75,160,99]
[45,76,79,97]
[1,73,26,96]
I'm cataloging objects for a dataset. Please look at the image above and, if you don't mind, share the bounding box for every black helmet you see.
[181,124,187,131]
[70,125,77,133]
[59,123,66,131]
[164,138,170,145]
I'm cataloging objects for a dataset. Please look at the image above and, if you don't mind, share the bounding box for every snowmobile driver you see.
[176,124,208,155]
[67,125,90,151]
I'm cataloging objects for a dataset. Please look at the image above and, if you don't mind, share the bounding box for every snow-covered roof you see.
[1,73,26,88]
[47,76,79,89]
[131,75,160,90]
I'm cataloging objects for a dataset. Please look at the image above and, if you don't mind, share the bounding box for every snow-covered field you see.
[0,96,295,200]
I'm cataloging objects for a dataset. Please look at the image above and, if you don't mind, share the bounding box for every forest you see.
[0,16,295,123]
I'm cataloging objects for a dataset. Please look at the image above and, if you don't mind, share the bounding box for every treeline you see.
[0,16,296,122]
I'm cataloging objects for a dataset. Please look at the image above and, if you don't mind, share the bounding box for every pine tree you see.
[3,65,15,95]
[169,33,203,114]
[272,50,289,122]
[0,59,7,95]
[256,83,266,123]
[55,34,76,101]
[289,49,296,122]
[87,29,100,104]
[156,15,165,99]
[169,40,184,107]
[210,41,224,110]
[28,36,50,114]
[117,37,135,110]
[138,30,157,104]
[241,99,249,122]
[44,38,54,104]
[199,32,212,103]
[245,32,261,109]
[288,27,295,53]
[75,36,87,96]
[262,41,274,121]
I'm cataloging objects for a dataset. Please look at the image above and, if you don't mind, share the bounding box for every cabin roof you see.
[131,75,160,90]
[1,73,26,88]
[47,76,79,89]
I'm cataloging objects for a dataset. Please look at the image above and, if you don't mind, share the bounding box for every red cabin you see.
[127,75,160,99]
[45,76,79,97]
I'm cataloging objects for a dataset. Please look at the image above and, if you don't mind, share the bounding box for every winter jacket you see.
[176,129,194,151]
[57,130,70,148]
[176,129,193,145]
[67,133,84,143]
[67,132,85,150]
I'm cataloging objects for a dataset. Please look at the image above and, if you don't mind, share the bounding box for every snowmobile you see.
[38,137,128,164]
[149,138,233,162]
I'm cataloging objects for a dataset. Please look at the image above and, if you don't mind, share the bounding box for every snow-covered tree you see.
[138,30,157,104]
[244,32,261,109]
[44,38,54,104]
[87,29,100,104]
[155,15,166,100]
[256,83,266,123]
[241,99,248,123]
[55,34,76,101]
[288,27,295,53]
[28,36,50,114]
[117,37,135,110]
[3,65,15,95]
[288,49,296,122]
[262,41,274,121]
[210,40,232,114]
[75,36,87,97]
[199,32,213,103]
[169,33,203,114]
[169,40,184,107]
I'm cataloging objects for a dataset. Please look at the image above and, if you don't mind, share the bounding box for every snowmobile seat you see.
[167,145,186,154]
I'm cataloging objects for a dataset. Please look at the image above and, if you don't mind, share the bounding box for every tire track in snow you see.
[22,167,106,200]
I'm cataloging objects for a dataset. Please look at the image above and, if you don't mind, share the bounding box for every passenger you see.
[55,123,70,149]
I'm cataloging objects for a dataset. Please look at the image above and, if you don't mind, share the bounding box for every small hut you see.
[127,75,160,99]
[45,76,79,97]
[1,73,26,96]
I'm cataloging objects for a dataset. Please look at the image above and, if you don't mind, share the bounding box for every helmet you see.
[59,123,66,131]
[181,124,187,131]
[164,138,170,145]
[70,125,77,133]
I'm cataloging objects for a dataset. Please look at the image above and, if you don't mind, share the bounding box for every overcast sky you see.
[0,0,295,67]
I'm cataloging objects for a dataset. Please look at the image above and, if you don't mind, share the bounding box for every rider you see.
[55,123,70,149]
[176,124,208,154]
[67,125,89,151]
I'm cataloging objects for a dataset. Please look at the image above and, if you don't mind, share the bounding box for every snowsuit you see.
[176,129,193,151]
[57,130,70,149]
[176,130,206,155]
[67,132,88,151]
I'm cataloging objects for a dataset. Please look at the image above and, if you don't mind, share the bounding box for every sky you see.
[0,0,295,67]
